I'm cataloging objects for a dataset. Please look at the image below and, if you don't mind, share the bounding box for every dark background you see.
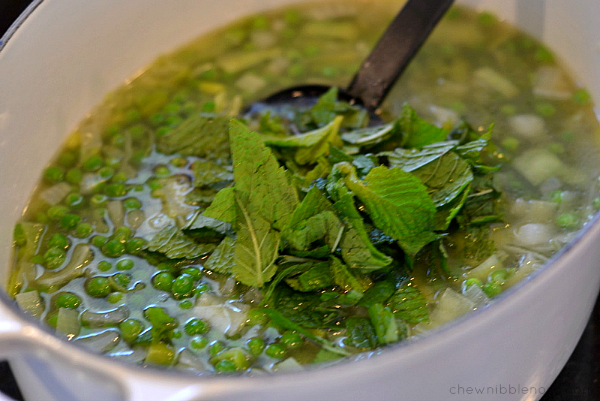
[0,1,598,400]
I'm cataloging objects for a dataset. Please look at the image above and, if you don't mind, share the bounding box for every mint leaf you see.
[330,256,372,293]
[384,141,458,172]
[285,261,333,292]
[387,284,429,324]
[333,193,392,270]
[345,317,378,349]
[341,122,400,148]
[232,195,280,287]
[147,225,216,259]
[341,164,437,257]
[434,184,471,231]
[368,304,402,344]
[294,116,344,165]
[204,236,235,275]
[201,187,237,225]
[157,114,230,159]
[263,116,342,149]
[191,160,233,188]
[229,119,298,230]
[271,284,343,329]
[187,214,232,234]
[263,307,349,356]
[411,151,473,208]
[398,103,448,149]
[284,211,342,251]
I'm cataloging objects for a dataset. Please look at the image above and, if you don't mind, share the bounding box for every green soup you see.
[8,1,600,374]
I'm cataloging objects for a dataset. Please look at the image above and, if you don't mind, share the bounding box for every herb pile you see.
[150,87,501,356]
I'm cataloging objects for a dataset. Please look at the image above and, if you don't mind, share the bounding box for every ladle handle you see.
[346,0,454,110]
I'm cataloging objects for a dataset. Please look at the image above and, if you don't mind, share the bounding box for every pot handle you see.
[0,296,225,401]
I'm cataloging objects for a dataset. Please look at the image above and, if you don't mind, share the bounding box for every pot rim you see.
[0,0,599,390]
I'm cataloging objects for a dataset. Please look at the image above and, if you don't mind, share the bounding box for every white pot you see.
[0,1,599,400]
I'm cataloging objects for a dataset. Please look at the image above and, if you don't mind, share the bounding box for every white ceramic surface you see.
[0,1,599,400]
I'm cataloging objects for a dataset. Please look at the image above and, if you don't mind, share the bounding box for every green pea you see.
[86,276,111,298]
[322,66,338,77]
[535,102,556,117]
[150,112,166,127]
[593,197,600,210]
[128,124,145,139]
[190,336,208,350]
[107,292,124,304]
[155,126,171,137]
[124,109,141,124]
[181,267,202,280]
[48,233,69,250]
[500,104,517,115]
[110,134,125,147]
[184,318,210,335]
[75,222,93,238]
[165,116,183,128]
[58,152,77,168]
[154,165,170,177]
[194,283,210,296]
[573,88,591,105]
[489,269,509,284]
[182,101,197,115]
[83,155,104,172]
[98,166,115,180]
[97,261,112,272]
[172,274,195,299]
[90,194,108,208]
[12,224,26,247]
[102,239,126,258]
[214,359,237,373]
[246,309,268,326]
[550,190,564,204]
[501,137,519,153]
[91,235,108,248]
[43,166,65,184]
[105,124,121,137]
[112,172,129,183]
[280,331,303,349]
[169,157,188,168]
[120,318,145,343]
[463,277,483,290]
[114,226,132,241]
[147,179,161,191]
[116,258,134,270]
[126,238,147,254]
[47,313,58,328]
[35,212,49,224]
[556,213,580,229]
[246,337,265,356]
[65,168,83,185]
[112,272,132,288]
[64,193,85,209]
[209,341,225,357]
[44,247,66,269]
[482,282,502,298]
[60,214,81,230]
[55,292,82,309]
[152,272,175,291]
[179,299,194,310]
[47,205,69,221]
[265,343,286,359]
[123,197,142,210]
[104,183,128,197]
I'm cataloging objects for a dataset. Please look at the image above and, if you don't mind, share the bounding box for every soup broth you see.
[8,1,600,374]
